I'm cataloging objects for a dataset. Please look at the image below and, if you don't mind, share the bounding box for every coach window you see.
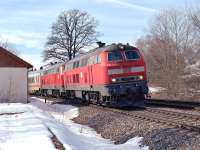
[76,74,79,83]
[65,63,69,70]
[81,58,86,67]
[83,59,86,66]
[76,61,80,68]
[97,55,101,64]
[73,74,76,83]
[88,56,95,65]
[67,64,69,70]
[45,71,47,75]
[67,63,71,70]
[93,55,97,64]
[73,62,76,69]
[65,76,68,84]
[88,57,91,65]
[84,72,87,83]
[70,75,72,83]
[83,58,88,66]
[65,64,69,70]
[80,59,83,67]
[85,58,88,66]
[70,63,73,70]
[74,62,76,68]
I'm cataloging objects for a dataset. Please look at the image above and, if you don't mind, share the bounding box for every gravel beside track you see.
[73,105,200,150]
[35,96,200,149]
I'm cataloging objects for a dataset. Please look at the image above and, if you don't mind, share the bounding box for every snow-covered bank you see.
[30,97,148,150]
[149,86,166,93]
[0,103,56,150]
[0,98,148,150]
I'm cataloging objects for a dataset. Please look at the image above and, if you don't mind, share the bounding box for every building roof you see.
[0,47,33,68]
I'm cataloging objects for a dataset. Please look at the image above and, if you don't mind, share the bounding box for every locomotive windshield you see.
[108,51,123,61]
[125,50,140,60]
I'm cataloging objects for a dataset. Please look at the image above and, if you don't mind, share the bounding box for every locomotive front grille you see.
[115,76,141,82]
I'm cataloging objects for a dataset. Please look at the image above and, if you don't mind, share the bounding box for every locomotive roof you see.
[39,62,65,72]
[90,43,137,52]
[67,43,137,63]
[28,62,65,74]
[28,43,137,73]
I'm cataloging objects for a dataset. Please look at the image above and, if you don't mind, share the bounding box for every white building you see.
[0,47,32,103]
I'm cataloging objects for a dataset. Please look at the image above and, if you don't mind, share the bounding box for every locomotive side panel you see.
[40,64,64,96]
[63,52,106,93]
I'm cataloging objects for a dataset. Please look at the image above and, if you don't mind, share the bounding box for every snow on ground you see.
[30,97,148,150]
[0,98,148,150]
[0,104,56,150]
[149,86,166,93]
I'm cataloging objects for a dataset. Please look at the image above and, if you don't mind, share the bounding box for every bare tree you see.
[191,9,200,31]
[137,8,196,99]
[43,9,99,62]
[189,8,200,59]
[151,9,195,58]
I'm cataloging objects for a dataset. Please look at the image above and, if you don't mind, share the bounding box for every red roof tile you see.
[0,47,33,68]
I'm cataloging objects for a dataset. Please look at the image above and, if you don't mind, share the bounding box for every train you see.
[28,43,149,107]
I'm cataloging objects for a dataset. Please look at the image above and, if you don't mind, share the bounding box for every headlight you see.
[111,78,117,82]
[138,75,143,80]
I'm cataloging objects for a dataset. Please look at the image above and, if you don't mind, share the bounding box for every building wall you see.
[0,68,28,103]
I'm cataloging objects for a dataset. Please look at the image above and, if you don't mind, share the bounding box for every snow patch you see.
[30,97,148,150]
[0,98,148,150]
[0,104,55,150]
[149,87,166,93]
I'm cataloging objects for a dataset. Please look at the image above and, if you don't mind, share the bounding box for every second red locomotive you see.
[28,43,149,106]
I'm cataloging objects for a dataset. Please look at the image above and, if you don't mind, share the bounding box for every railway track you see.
[145,99,200,109]
[33,96,200,133]
[90,104,200,134]
[33,94,200,109]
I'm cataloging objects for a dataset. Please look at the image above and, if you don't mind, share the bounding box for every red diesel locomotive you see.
[28,43,149,106]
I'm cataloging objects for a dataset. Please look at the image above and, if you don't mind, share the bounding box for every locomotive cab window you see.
[125,50,140,60]
[108,51,123,61]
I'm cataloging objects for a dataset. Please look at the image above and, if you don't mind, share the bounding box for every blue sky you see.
[0,0,199,68]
